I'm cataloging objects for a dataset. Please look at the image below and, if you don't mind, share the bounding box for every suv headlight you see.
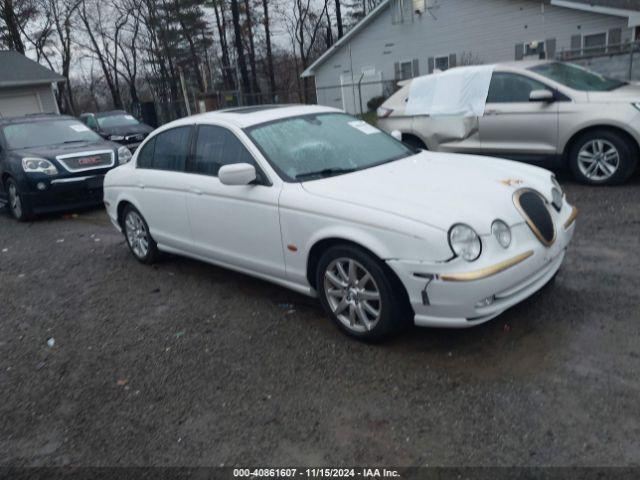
[449,224,482,262]
[491,220,511,249]
[632,102,640,112]
[22,157,58,175]
[117,146,133,164]
[551,175,563,211]
[110,135,125,141]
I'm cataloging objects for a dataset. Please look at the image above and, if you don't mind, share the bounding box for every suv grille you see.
[57,150,115,172]
[514,189,555,246]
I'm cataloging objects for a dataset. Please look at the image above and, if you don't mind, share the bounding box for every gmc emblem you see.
[78,156,102,166]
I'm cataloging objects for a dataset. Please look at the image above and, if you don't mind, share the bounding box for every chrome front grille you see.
[57,150,115,172]
[513,189,555,247]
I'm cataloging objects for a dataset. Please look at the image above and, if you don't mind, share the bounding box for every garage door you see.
[0,93,42,117]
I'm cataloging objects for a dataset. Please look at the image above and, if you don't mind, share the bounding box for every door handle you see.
[136,182,145,189]
[190,187,203,195]
[484,109,499,116]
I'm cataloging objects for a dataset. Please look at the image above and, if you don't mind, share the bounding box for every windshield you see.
[246,113,413,182]
[97,114,140,128]
[530,62,626,91]
[2,119,102,149]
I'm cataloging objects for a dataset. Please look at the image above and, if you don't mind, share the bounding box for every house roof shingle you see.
[0,51,66,88]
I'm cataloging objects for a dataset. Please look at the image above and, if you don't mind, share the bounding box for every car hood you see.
[301,152,554,234]
[99,123,153,136]
[586,83,640,102]
[12,140,118,160]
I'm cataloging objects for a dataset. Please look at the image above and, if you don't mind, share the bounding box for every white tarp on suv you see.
[405,65,495,117]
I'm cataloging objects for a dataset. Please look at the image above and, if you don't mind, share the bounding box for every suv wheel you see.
[122,205,159,263]
[6,178,31,221]
[569,130,637,185]
[316,244,410,341]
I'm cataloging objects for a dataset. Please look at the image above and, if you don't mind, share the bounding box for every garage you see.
[0,50,65,118]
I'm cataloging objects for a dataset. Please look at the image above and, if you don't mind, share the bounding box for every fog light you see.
[37,182,47,191]
[475,295,495,308]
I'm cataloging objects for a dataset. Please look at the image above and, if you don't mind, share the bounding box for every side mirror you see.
[529,89,555,102]
[219,163,256,186]
[391,130,402,141]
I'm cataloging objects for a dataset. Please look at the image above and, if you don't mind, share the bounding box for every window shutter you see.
[394,62,401,80]
[515,43,524,60]
[412,58,419,77]
[427,57,434,74]
[545,38,556,59]
[571,34,582,55]
[608,28,622,52]
[449,53,457,68]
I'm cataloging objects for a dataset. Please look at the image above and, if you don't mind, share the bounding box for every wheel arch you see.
[401,132,428,150]
[305,236,405,296]
[115,196,144,230]
[562,124,640,162]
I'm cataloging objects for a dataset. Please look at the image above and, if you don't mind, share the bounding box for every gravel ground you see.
[0,176,639,467]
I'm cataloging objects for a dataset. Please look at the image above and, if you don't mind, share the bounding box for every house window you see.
[584,33,606,55]
[400,61,414,79]
[524,41,545,58]
[435,56,449,71]
[392,0,405,23]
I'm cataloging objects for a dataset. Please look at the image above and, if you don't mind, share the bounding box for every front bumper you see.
[22,174,105,214]
[387,205,577,328]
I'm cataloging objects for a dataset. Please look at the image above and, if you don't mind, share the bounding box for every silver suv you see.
[378,61,640,185]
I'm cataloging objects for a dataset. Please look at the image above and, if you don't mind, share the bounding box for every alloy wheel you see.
[577,139,620,182]
[323,257,382,333]
[125,210,149,259]
[8,183,22,219]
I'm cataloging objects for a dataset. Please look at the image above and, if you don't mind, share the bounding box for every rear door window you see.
[138,126,191,171]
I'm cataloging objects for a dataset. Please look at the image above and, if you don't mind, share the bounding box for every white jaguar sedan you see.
[104,105,577,341]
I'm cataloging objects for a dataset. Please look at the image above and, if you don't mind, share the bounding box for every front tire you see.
[569,130,637,185]
[316,244,410,341]
[122,205,159,264]
[6,178,31,222]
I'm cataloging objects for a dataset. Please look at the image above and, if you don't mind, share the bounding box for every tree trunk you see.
[3,0,26,53]
[334,0,343,39]
[230,0,251,98]
[213,1,234,90]
[243,0,260,99]
[262,0,275,101]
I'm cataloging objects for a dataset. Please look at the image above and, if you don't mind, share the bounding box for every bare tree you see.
[230,0,251,95]
[261,0,275,100]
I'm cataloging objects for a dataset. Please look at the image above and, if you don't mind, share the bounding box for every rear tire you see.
[5,178,31,222]
[122,205,159,264]
[316,244,410,342]
[568,129,637,185]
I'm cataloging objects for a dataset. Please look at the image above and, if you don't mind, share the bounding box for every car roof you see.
[93,110,130,118]
[168,104,342,129]
[0,113,75,126]
[496,59,552,70]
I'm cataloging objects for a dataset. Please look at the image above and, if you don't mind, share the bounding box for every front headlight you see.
[22,157,58,175]
[551,175,563,211]
[491,220,511,249]
[448,224,482,262]
[117,146,133,164]
[632,102,640,112]
[110,135,125,141]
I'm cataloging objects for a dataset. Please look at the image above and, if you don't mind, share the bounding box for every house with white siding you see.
[0,51,65,118]
[302,0,640,114]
